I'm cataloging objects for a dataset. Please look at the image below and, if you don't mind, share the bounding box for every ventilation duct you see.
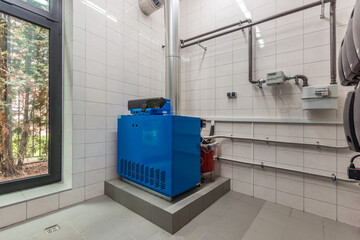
[139,0,180,115]
[164,0,180,115]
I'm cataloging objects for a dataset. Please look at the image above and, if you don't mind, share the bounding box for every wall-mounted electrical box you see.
[302,85,338,110]
[266,71,286,86]
[227,92,237,98]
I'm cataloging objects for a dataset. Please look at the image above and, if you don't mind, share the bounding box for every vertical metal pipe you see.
[164,0,180,115]
[330,0,337,84]
[248,26,253,83]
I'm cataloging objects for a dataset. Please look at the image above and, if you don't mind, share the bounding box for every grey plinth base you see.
[105,177,230,234]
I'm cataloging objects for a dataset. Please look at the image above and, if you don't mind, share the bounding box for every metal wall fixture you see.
[217,156,357,183]
[256,71,309,88]
[202,135,348,149]
[181,0,337,87]
[139,0,164,16]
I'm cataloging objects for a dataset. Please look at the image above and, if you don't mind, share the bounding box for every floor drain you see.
[44,225,60,234]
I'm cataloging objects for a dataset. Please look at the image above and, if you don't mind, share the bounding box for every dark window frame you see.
[0,0,62,194]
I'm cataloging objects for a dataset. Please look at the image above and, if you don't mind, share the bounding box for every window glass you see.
[0,12,49,183]
[21,0,49,11]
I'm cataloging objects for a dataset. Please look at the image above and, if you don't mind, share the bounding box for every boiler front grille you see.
[119,158,166,192]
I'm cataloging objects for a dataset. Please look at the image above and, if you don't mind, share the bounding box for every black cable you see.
[350,154,360,169]
[350,154,360,163]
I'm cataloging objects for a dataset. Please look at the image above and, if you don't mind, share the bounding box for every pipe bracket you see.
[331,173,337,181]
[320,0,325,19]
[197,41,207,51]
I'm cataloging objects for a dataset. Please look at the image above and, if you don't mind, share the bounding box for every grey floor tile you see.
[2,191,360,240]
[230,200,264,217]
[201,201,231,218]
[173,221,208,239]
[323,218,360,240]
[199,230,232,240]
[191,207,223,228]
[282,217,324,240]
[262,201,291,216]
[240,195,266,207]
[0,223,35,240]
[241,230,269,240]
[148,231,172,240]
[256,208,290,227]
[33,222,84,240]
[290,209,323,226]
[80,221,126,240]
[126,219,164,240]
[222,191,245,200]
[249,218,287,239]
[210,213,253,240]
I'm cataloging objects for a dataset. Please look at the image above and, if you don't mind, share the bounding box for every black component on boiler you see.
[348,154,360,180]
[128,97,167,110]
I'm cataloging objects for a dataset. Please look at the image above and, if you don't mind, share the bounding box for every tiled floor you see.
[1,191,360,240]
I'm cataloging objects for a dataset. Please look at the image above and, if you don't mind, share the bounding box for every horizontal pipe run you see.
[181,19,252,44]
[205,118,343,125]
[181,0,332,49]
[217,156,357,183]
[202,135,348,149]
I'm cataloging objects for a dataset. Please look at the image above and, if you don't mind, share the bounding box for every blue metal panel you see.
[117,115,200,197]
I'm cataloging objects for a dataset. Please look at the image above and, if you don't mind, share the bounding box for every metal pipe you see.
[181,19,252,44]
[205,117,343,125]
[217,156,357,183]
[286,74,309,87]
[248,26,258,85]
[164,0,180,115]
[330,0,337,85]
[181,0,332,49]
[203,135,348,149]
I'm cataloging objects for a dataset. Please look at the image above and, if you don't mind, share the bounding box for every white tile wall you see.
[69,0,165,203]
[0,0,165,229]
[181,0,360,228]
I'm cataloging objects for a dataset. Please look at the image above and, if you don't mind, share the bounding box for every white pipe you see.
[203,135,348,149]
[205,117,343,125]
[218,156,357,183]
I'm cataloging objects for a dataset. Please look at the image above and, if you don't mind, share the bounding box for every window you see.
[0,0,62,194]
[21,0,50,11]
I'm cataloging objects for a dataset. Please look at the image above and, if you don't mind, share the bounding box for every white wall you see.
[0,0,165,228]
[180,0,360,227]
[71,0,165,200]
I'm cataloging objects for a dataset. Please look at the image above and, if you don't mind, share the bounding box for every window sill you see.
[0,181,71,208]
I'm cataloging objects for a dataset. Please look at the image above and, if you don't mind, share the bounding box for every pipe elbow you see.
[295,75,309,87]
[244,18,252,23]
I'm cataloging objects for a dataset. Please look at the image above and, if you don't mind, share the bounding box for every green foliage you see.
[22,0,50,11]
[0,11,50,167]
[12,134,48,161]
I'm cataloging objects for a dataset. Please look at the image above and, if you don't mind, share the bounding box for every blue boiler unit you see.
[117,98,201,198]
